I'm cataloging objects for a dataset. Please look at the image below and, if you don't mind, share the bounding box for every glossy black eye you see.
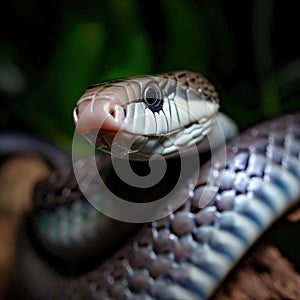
[143,84,163,112]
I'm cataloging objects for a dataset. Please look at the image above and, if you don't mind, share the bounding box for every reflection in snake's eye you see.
[143,84,163,112]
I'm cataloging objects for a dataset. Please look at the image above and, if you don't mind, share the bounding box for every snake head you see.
[73,71,220,158]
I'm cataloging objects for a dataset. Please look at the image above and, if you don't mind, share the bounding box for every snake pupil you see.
[144,86,163,112]
[146,97,157,105]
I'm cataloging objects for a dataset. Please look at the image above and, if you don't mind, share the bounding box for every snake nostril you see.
[108,105,126,121]
[109,107,116,118]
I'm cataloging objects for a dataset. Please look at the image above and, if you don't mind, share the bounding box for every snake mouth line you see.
[81,113,217,158]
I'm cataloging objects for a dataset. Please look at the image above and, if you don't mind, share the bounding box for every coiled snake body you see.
[8,71,300,299]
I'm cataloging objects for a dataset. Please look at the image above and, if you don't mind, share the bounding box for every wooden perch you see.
[213,207,300,300]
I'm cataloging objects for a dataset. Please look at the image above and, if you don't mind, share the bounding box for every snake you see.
[4,70,300,300]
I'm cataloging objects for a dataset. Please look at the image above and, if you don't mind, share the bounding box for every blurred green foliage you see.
[0,0,300,150]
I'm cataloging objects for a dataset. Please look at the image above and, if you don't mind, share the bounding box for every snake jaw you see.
[82,127,147,156]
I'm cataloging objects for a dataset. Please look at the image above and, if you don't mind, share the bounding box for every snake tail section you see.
[12,113,300,300]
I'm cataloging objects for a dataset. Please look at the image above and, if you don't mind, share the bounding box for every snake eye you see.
[143,83,163,112]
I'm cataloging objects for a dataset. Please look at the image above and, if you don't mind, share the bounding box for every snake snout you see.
[74,99,126,135]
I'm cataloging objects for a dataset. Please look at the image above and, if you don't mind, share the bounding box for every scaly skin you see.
[8,72,300,299]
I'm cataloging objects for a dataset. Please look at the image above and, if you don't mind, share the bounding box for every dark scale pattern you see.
[33,155,110,211]
[164,70,219,103]
[60,114,300,299]
[33,164,85,210]
[15,114,300,300]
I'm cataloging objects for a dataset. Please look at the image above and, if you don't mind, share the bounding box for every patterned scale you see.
[64,114,300,300]
[13,113,300,300]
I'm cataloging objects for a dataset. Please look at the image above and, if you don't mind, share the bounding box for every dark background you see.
[1,0,300,150]
[0,0,300,281]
